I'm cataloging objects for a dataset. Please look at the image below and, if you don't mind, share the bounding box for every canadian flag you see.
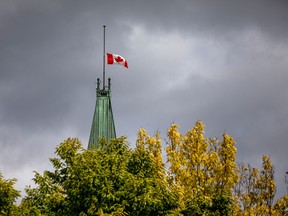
[106,53,128,68]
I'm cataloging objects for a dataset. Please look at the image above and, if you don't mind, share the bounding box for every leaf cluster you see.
[0,172,20,215]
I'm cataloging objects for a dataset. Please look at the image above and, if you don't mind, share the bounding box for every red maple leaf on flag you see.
[114,56,124,62]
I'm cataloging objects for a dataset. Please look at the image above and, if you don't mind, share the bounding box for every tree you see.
[21,137,178,215]
[165,121,238,215]
[234,163,260,213]
[233,156,279,215]
[0,171,20,215]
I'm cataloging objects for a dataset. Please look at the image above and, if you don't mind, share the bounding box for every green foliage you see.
[210,195,231,216]
[20,137,177,215]
[180,195,230,216]
[13,121,288,215]
[0,171,20,215]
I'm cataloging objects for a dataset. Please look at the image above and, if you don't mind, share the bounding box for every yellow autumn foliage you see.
[136,121,288,215]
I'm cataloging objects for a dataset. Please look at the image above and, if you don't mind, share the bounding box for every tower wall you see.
[88,80,116,149]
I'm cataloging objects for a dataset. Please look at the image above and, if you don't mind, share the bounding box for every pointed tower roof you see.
[88,78,116,149]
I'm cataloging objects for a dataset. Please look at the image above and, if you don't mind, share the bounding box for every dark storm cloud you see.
[0,1,95,130]
[0,0,288,198]
[72,0,288,39]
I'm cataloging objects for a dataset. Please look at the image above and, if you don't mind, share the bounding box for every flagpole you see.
[103,25,106,90]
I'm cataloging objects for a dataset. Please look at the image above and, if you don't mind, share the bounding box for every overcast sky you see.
[0,0,288,199]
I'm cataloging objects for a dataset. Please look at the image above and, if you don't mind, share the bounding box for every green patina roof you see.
[88,79,116,149]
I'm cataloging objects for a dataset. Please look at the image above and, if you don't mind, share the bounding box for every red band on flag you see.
[106,53,114,65]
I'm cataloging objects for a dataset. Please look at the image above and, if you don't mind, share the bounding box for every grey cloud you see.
[0,0,288,199]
